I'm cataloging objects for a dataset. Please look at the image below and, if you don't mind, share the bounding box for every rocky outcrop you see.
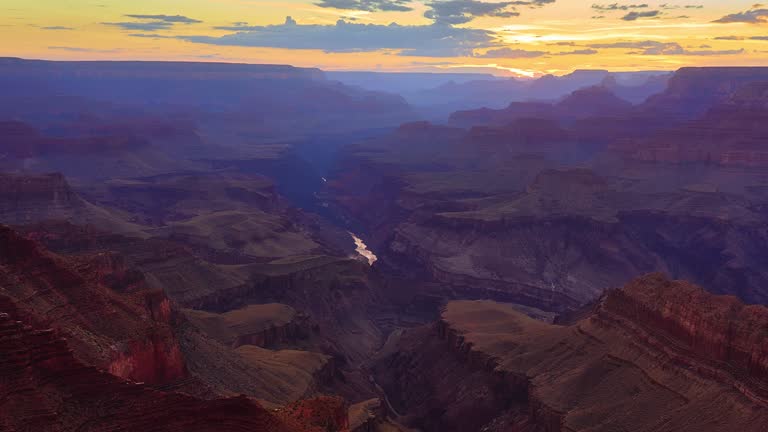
[0,310,353,431]
[96,172,281,225]
[612,81,768,167]
[331,133,768,309]
[280,396,351,431]
[232,314,311,348]
[0,224,186,384]
[600,273,768,385]
[450,85,632,128]
[0,172,83,220]
[641,67,768,120]
[0,172,143,235]
[184,303,311,349]
[348,399,387,432]
[377,188,768,309]
[373,274,768,432]
[187,256,384,366]
[557,85,633,117]
[0,58,413,136]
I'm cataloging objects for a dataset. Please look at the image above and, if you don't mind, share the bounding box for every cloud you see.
[714,7,768,24]
[660,3,703,10]
[425,0,519,24]
[315,0,413,12]
[680,47,744,55]
[41,26,74,30]
[555,48,599,55]
[515,0,556,5]
[48,46,122,53]
[592,3,648,12]
[181,16,498,57]
[469,46,598,58]
[622,10,660,20]
[590,40,743,55]
[477,47,546,58]
[128,33,175,39]
[103,21,173,31]
[423,0,555,24]
[103,14,202,31]
[124,14,202,24]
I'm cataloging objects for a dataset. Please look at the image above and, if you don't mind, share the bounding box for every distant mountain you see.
[449,85,632,127]
[0,58,414,134]
[642,67,768,120]
[613,80,768,166]
[392,69,670,120]
[326,71,501,94]
[602,72,672,104]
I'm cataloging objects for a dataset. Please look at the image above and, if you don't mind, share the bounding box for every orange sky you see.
[2,0,768,76]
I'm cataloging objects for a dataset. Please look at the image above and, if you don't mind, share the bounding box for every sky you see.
[2,0,768,76]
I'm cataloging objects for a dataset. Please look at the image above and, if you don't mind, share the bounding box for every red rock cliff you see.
[0,224,187,384]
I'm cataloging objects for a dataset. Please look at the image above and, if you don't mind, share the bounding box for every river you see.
[350,233,377,265]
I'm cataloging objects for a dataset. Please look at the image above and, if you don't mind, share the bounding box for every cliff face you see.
[613,81,768,167]
[0,58,413,137]
[373,274,768,432]
[448,68,768,164]
[602,273,768,383]
[333,160,768,311]
[384,209,768,306]
[449,85,632,128]
[187,256,385,366]
[642,67,768,119]
[0,172,84,221]
[0,309,352,432]
[331,94,768,309]
[0,172,144,235]
[0,224,187,385]
[184,303,310,349]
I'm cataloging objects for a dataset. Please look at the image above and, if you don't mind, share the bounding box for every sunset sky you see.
[3,0,768,76]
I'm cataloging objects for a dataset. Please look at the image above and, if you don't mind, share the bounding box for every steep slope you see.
[16,217,386,401]
[0,225,186,384]
[0,172,144,235]
[0,307,353,431]
[450,85,632,127]
[332,152,768,309]
[410,69,660,117]
[641,67,768,120]
[612,81,768,166]
[0,57,412,136]
[330,68,768,309]
[373,274,768,432]
[188,255,386,366]
[184,303,304,348]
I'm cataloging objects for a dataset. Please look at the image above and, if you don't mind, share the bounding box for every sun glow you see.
[1,0,766,75]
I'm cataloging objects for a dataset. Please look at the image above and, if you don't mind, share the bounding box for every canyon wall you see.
[373,274,768,432]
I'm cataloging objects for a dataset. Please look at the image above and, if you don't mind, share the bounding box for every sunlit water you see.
[350,233,377,265]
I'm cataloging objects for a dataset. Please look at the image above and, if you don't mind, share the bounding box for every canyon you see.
[372,274,768,432]
[1,59,768,431]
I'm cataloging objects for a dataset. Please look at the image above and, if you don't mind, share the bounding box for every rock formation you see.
[0,309,353,431]
[373,274,768,432]
[0,224,186,384]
